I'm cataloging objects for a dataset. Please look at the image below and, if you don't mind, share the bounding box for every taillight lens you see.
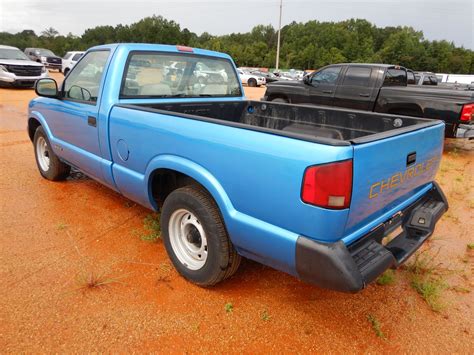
[460,103,473,122]
[302,160,353,209]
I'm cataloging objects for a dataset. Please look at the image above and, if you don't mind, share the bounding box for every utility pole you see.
[275,0,282,71]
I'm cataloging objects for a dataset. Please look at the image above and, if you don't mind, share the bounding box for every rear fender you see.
[145,154,236,219]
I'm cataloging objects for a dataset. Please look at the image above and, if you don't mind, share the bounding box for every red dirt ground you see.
[0,72,473,352]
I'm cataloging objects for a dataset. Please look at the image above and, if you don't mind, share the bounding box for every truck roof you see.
[331,63,405,69]
[88,43,233,60]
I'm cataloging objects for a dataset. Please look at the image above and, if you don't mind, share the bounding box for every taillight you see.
[301,160,352,209]
[460,103,473,122]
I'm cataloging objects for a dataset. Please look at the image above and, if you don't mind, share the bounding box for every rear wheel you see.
[63,68,69,76]
[271,97,288,103]
[161,186,241,286]
[33,126,70,181]
[247,78,257,87]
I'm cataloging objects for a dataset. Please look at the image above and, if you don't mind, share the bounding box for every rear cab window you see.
[342,67,372,86]
[120,52,242,98]
[383,68,407,86]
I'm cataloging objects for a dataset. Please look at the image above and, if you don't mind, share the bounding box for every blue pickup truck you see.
[28,43,448,292]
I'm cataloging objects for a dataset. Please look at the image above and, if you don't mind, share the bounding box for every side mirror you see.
[35,78,59,98]
[303,75,310,84]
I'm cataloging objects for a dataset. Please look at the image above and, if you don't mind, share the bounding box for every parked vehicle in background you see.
[62,51,84,75]
[416,71,438,85]
[29,43,448,293]
[264,63,474,139]
[441,74,474,85]
[24,48,62,72]
[250,70,280,83]
[237,68,266,87]
[0,45,49,88]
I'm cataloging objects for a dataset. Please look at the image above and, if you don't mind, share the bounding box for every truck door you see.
[307,66,342,106]
[333,66,375,111]
[42,50,110,181]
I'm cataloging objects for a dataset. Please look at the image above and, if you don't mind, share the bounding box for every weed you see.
[225,302,234,313]
[455,176,463,183]
[75,270,127,291]
[124,200,135,208]
[450,285,470,293]
[406,248,447,312]
[467,243,474,250]
[139,213,161,242]
[448,147,459,157]
[376,269,396,286]
[410,276,447,312]
[367,314,385,339]
[57,222,68,230]
[261,309,271,321]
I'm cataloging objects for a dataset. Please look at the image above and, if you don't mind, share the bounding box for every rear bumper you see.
[295,182,448,292]
[455,123,474,139]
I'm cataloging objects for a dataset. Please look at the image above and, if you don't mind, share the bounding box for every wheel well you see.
[267,94,290,103]
[28,118,41,141]
[150,169,204,208]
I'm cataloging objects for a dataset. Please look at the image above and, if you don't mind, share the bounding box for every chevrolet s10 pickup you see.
[28,44,448,292]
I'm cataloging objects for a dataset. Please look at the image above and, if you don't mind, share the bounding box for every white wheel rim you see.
[36,136,50,172]
[168,208,208,270]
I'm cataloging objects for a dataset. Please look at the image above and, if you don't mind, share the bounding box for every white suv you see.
[0,45,49,88]
[62,51,84,75]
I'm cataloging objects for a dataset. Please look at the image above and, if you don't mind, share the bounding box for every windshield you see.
[0,48,30,60]
[37,49,55,57]
[121,52,241,98]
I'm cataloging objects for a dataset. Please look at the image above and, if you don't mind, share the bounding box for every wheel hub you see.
[168,209,208,270]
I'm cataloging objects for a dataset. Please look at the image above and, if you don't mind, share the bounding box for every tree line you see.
[1,15,472,73]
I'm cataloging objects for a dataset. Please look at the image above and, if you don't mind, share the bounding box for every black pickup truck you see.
[263,64,474,139]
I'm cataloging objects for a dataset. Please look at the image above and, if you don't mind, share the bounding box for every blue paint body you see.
[28,43,445,278]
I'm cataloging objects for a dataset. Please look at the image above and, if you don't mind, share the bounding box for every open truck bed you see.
[121,100,440,145]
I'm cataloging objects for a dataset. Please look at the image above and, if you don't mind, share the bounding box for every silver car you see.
[0,45,49,88]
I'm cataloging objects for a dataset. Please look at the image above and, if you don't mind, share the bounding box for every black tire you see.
[33,126,70,181]
[271,97,288,103]
[161,186,241,286]
[63,68,69,76]
[247,78,257,87]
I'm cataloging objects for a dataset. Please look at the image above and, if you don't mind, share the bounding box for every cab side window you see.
[310,67,342,86]
[63,51,109,104]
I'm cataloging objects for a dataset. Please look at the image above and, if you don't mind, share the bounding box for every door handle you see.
[87,116,97,127]
[359,93,370,97]
[322,90,333,94]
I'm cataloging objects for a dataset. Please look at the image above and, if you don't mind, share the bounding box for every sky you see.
[0,0,473,49]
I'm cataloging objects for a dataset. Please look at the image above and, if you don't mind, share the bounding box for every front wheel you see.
[161,186,241,286]
[33,126,70,181]
[247,78,257,87]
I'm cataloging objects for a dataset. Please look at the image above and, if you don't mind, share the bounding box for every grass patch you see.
[410,276,447,312]
[367,314,385,339]
[467,243,474,250]
[225,302,234,313]
[376,269,396,286]
[57,222,68,230]
[406,249,447,312]
[139,213,161,242]
[261,309,271,321]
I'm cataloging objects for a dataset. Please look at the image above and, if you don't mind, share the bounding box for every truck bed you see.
[121,100,439,146]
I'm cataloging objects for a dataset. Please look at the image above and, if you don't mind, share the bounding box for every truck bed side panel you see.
[108,105,353,271]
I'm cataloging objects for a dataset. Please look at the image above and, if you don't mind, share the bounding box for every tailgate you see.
[345,123,445,236]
